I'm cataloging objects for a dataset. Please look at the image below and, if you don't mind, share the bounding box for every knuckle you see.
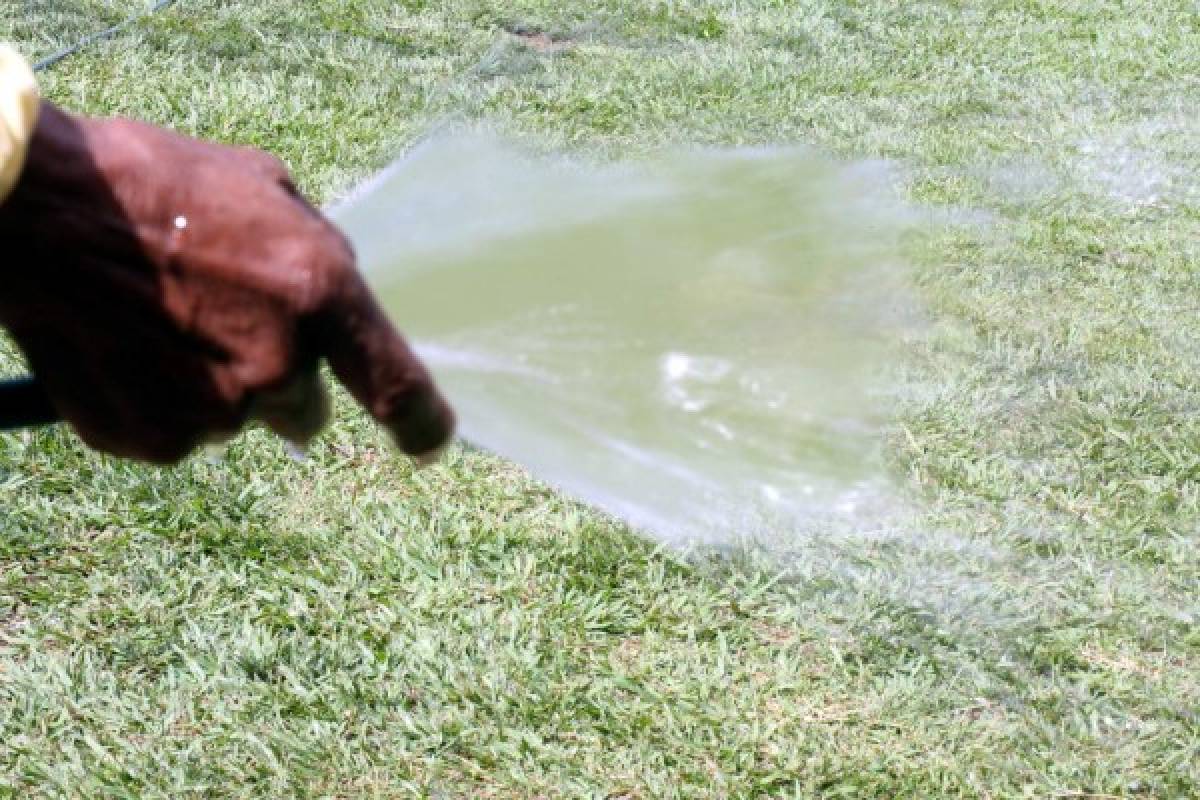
[263,222,356,316]
[238,146,291,182]
[230,340,294,393]
[302,226,359,313]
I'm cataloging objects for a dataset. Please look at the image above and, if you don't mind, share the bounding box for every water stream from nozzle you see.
[332,134,916,547]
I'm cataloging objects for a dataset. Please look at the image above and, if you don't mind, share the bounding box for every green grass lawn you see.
[2,1,1199,797]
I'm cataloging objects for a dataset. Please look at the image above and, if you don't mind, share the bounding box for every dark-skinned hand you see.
[0,101,455,464]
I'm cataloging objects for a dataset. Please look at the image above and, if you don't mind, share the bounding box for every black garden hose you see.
[32,1,178,73]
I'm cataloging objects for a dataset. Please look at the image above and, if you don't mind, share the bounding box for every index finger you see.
[313,264,456,458]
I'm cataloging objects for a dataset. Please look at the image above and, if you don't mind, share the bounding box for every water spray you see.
[0,133,916,548]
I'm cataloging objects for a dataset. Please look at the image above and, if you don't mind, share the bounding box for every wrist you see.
[0,45,40,205]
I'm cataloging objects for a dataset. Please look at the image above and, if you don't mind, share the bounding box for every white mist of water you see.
[332,134,916,547]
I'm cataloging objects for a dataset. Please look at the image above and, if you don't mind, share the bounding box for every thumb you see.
[315,268,456,458]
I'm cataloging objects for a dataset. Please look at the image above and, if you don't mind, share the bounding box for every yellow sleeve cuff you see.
[0,45,40,204]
